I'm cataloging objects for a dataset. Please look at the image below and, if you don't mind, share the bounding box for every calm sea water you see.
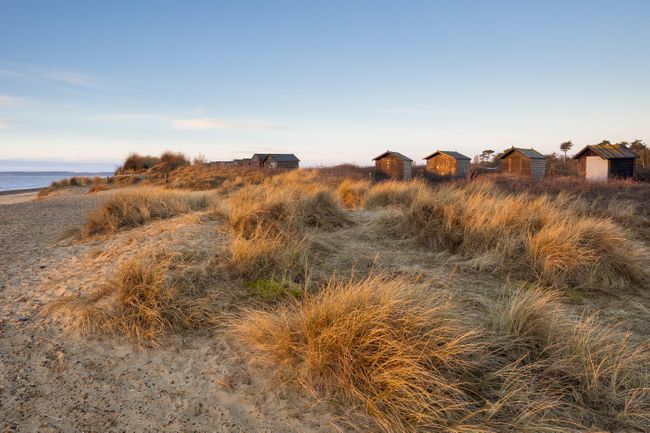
[0,172,112,192]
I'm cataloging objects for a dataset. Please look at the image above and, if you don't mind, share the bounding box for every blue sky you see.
[1,0,649,170]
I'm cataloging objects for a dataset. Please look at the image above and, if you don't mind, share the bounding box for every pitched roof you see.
[251,153,300,162]
[373,150,413,162]
[423,150,471,160]
[497,147,545,160]
[266,153,300,162]
[573,143,638,160]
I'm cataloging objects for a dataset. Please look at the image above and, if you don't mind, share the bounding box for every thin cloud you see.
[94,112,167,121]
[0,94,26,106]
[0,120,11,129]
[171,117,283,130]
[45,69,98,87]
[376,108,433,114]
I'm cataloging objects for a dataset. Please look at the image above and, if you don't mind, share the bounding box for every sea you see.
[0,172,113,193]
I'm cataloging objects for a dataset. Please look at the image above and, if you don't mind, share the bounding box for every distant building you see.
[423,150,471,179]
[497,147,547,178]
[573,143,637,181]
[250,153,300,169]
[373,150,413,180]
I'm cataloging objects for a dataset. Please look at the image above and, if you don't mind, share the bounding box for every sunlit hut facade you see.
[573,143,637,181]
[497,147,546,178]
[373,150,413,180]
[424,150,471,179]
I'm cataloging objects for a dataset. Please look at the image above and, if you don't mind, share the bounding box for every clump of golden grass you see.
[490,287,650,430]
[388,180,648,290]
[365,179,429,209]
[117,152,160,173]
[228,177,349,239]
[47,250,221,343]
[336,178,371,209]
[230,276,482,433]
[80,187,214,237]
[224,227,310,283]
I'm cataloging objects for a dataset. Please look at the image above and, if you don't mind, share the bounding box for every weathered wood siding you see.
[426,154,470,179]
[376,155,411,180]
[501,152,545,177]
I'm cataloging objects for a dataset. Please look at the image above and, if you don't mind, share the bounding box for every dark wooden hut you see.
[573,143,637,180]
[497,147,546,178]
[249,153,300,169]
[265,154,300,169]
[423,150,471,179]
[373,151,413,180]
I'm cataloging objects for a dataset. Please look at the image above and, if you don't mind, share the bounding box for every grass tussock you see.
[80,187,214,237]
[232,277,650,432]
[490,287,650,430]
[386,180,648,290]
[47,250,221,343]
[230,276,482,433]
[336,178,371,209]
[365,179,429,209]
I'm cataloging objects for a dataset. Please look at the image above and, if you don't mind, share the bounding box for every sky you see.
[1,0,649,171]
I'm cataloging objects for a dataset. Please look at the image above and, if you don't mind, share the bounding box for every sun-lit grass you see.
[80,187,214,237]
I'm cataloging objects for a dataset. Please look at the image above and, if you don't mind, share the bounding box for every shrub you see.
[159,150,190,170]
[118,153,160,173]
[80,187,213,237]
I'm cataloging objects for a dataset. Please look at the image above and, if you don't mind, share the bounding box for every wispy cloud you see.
[0,119,11,129]
[171,117,283,130]
[93,112,167,121]
[0,64,100,92]
[45,69,98,87]
[0,94,26,106]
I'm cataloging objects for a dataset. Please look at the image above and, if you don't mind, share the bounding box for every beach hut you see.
[373,151,413,180]
[497,147,546,178]
[573,143,637,181]
[423,150,471,179]
[264,154,300,169]
[249,153,300,169]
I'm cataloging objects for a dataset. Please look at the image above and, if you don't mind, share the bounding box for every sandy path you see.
[0,192,336,432]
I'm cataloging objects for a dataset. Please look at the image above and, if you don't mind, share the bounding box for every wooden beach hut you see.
[573,143,637,181]
[373,151,413,180]
[497,147,546,178]
[423,150,471,179]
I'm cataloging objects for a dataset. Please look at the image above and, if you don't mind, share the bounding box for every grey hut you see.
[573,143,637,181]
[497,147,546,178]
[424,150,471,179]
[373,151,413,180]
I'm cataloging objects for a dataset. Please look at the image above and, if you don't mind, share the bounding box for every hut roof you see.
[497,147,545,160]
[373,150,413,162]
[423,150,471,160]
[266,153,300,162]
[251,153,300,162]
[573,143,638,160]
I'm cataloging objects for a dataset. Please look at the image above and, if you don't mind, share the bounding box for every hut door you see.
[585,156,608,181]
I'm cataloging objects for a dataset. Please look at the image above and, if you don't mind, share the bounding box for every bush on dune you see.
[336,178,371,209]
[80,187,213,237]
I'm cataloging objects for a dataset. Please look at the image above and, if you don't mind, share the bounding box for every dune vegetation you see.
[45,154,650,432]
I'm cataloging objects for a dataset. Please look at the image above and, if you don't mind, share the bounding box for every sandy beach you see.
[0,190,337,432]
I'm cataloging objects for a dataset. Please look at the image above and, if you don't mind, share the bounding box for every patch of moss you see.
[246,279,303,301]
